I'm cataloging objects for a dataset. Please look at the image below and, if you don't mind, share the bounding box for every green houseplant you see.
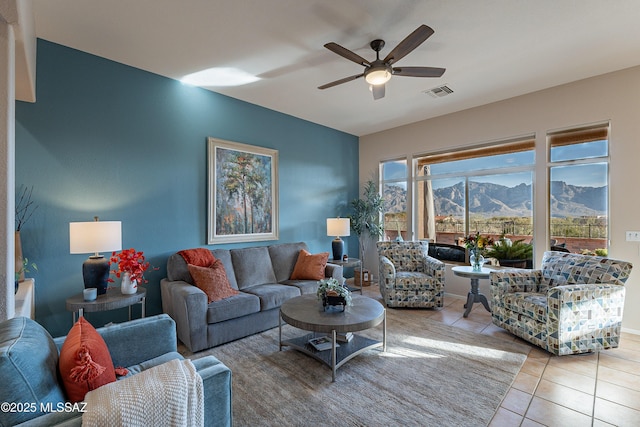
[316,277,352,307]
[349,180,385,269]
[485,237,533,268]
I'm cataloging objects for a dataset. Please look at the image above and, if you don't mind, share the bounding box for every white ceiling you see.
[31,0,640,137]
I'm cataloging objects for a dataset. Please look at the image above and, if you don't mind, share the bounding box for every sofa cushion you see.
[281,279,319,295]
[242,284,301,310]
[290,249,329,280]
[269,242,309,282]
[231,246,277,289]
[166,253,194,283]
[211,249,238,289]
[0,317,66,426]
[59,317,117,403]
[207,292,261,324]
[188,261,239,303]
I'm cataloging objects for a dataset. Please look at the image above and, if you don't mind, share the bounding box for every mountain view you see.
[384,181,606,218]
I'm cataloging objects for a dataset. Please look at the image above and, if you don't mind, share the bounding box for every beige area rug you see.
[190,306,530,427]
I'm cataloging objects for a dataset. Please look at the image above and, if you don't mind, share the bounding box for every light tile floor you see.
[359,284,640,427]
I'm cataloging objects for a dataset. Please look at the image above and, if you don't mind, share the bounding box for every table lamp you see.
[327,218,350,260]
[70,217,122,295]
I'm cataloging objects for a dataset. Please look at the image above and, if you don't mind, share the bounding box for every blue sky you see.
[383,140,607,189]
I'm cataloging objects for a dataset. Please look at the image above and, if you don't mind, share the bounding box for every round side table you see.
[451,266,491,318]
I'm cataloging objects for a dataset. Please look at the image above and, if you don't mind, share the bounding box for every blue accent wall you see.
[16,40,359,337]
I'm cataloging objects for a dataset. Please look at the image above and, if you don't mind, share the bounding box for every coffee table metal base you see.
[278,294,386,382]
[279,328,384,382]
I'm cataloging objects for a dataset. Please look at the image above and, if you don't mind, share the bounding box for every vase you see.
[121,272,137,295]
[469,248,484,271]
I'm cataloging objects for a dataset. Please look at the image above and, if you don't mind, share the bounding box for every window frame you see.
[412,136,536,243]
[547,122,610,253]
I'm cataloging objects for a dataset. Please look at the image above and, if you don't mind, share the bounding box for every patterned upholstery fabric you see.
[377,241,445,308]
[490,251,633,355]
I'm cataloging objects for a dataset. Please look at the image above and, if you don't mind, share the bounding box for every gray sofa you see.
[161,242,343,352]
[0,314,232,427]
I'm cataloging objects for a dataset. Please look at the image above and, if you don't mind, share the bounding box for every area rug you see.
[190,307,530,427]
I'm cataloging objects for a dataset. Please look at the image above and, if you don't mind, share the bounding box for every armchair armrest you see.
[422,255,445,276]
[490,269,543,311]
[490,269,543,293]
[547,283,626,354]
[378,256,396,290]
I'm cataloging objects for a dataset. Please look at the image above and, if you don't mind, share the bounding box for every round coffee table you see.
[279,294,386,382]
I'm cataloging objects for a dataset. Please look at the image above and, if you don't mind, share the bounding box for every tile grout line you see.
[518,352,550,426]
[591,351,599,427]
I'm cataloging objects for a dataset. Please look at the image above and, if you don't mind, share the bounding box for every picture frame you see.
[208,137,279,244]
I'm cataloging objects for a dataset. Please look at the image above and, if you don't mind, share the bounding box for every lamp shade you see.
[326,218,350,237]
[70,221,122,254]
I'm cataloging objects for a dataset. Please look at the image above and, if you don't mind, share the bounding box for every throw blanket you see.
[179,248,216,267]
[82,359,204,427]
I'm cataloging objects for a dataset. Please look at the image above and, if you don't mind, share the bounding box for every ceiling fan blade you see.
[324,42,371,67]
[318,73,364,90]
[372,84,385,100]
[392,66,446,78]
[383,24,435,65]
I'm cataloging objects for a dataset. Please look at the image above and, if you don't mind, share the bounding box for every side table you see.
[66,287,146,323]
[328,257,363,293]
[451,266,491,318]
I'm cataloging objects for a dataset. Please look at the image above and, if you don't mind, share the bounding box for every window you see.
[380,159,408,241]
[413,138,535,246]
[548,123,609,254]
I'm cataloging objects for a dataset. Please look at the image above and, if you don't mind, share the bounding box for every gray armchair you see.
[490,251,633,355]
[377,241,445,308]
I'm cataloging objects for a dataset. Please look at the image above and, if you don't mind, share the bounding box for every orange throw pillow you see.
[59,317,117,403]
[290,249,329,280]
[188,260,239,303]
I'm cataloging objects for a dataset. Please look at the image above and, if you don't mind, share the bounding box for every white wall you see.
[360,66,640,333]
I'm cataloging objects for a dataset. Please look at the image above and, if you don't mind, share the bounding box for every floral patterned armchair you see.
[377,241,445,308]
[490,251,633,355]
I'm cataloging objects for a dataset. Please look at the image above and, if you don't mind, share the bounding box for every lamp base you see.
[82,256,110,295]
[331,237,344,261]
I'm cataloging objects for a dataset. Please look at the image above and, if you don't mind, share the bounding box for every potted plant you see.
[485,236,533,268]
[109,248,151,294]
[317,277,352,310]
[14,258,37,294]
[349,179,384,272]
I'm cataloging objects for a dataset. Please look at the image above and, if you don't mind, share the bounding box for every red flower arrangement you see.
[109,248,151,285]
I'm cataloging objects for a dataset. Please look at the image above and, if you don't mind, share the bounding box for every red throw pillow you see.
[290,249,329,280]
[188,260,239,303]
[59,317,117,403]
[178,248,216,267]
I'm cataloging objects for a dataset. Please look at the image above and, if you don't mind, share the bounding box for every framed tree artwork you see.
[208,137,279,244]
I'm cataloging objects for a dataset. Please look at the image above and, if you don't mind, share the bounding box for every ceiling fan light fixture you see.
[365,67,391,85]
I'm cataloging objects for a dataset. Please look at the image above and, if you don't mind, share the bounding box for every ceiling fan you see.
[318,24,445,100]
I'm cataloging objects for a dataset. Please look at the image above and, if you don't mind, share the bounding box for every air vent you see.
[424,85,454,98]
